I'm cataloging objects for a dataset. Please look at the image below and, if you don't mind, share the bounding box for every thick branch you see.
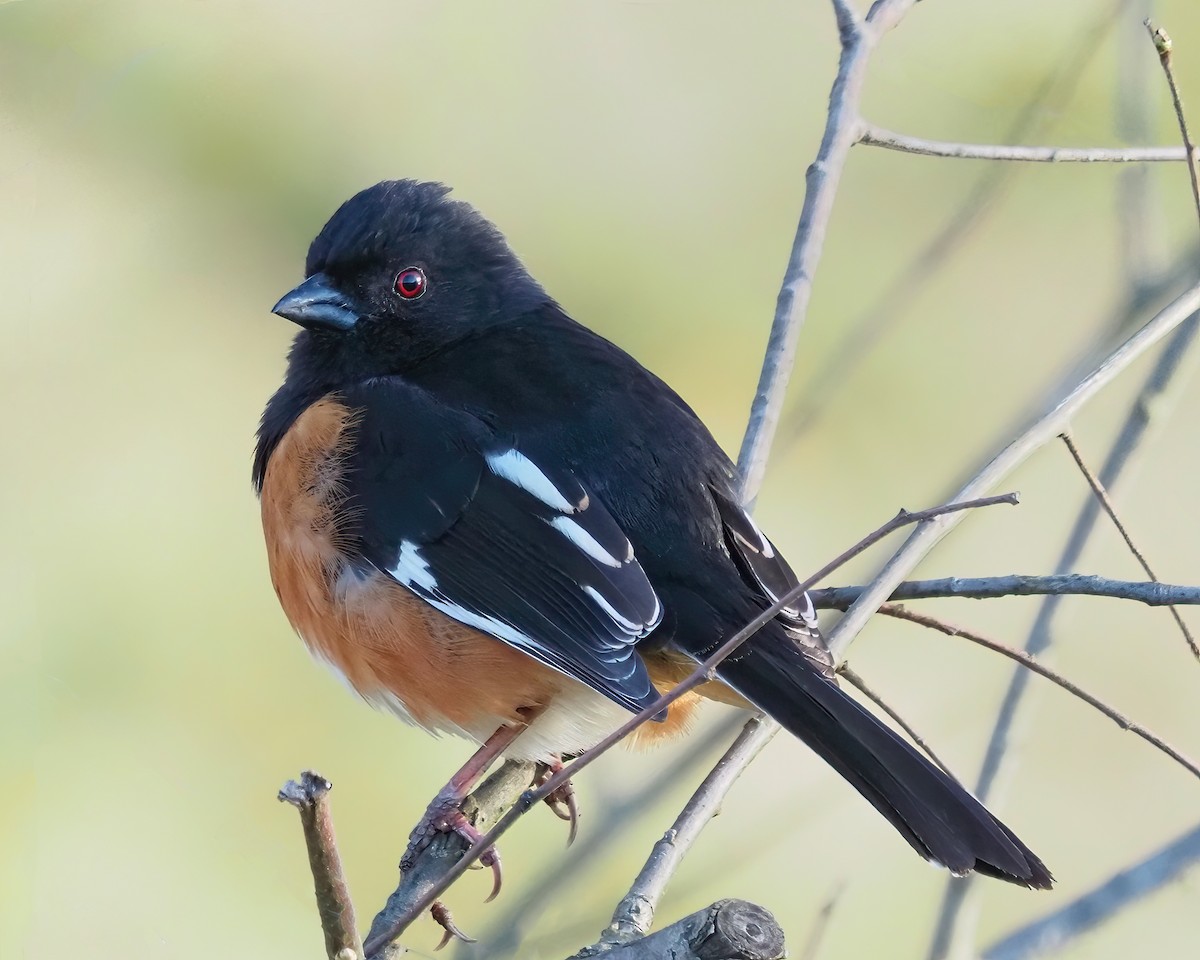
[859,126,1187,162]
[576,900,786,960]
[825,279,1200,661]
[811,574,1200,609]
[983,821,1200,960]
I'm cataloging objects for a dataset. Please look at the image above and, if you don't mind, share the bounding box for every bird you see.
[254,178,1052,897]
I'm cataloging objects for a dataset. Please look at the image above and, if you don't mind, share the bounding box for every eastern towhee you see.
[255,180,1051,891]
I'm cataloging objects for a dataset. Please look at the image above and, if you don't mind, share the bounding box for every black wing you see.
[340,378,663,713]
[708,485,833,679]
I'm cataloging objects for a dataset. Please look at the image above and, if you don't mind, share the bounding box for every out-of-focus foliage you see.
[3,2,1198,957]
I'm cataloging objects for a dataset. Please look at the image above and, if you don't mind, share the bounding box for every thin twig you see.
[782,0,1128,443]
[597,717,779,947]
[360,493,1017,956]
[881,605,1200,782]
[736,0,918,505]
[796,882,846,960]
[1145,19,1200,232]
[982,821,1200,960]
[278,772,364,960]
[825,279,1200,663]
[839,666,958,779]
[859,127,1186,163]
[1059,434,1199,657]
[811,574,1200,609]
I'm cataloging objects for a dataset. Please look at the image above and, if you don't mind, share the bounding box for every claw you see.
[401,796,504,902]
[475,841,503,902]
[538,760,580,847]
[431,900,477,950]
[544,784,579,846]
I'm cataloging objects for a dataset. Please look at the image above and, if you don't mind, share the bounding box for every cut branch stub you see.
[577,899,786,960]
[278,771,364,960]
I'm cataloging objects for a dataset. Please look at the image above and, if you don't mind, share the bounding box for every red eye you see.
[394,267,427,300]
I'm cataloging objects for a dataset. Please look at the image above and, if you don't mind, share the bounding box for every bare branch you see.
[859,127,1187,163]
[928,247,1200,960]
[983,821,1200,960]
[811,574,1200,608]
[782,0,1128,443]
[1060,434,1199,658]
[880,605,1200,782]
[736,0,916,504]
[597,717,779,947]
[840,666,957,778]
[278,772,363,960]
[361,493,1016,954]
[1059,434,1164,574]
[825,279,1200,662]
[1145,19,1200,231]
[575,900,786,960]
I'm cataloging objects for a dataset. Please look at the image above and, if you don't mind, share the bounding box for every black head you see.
[271,180,551,378]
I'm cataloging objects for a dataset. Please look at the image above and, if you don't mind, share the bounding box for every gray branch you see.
[575,900,786,960]
[735,0,917,505]
[983,822,1200,960]
[811,574,1200,609]
[860,126,1187,162]
[825,278,1200,663]
[781,0,1128,444]
[596,717,779,948]
[928,6,1200,953]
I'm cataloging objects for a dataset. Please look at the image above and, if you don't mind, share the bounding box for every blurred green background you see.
[4,1,1199,957]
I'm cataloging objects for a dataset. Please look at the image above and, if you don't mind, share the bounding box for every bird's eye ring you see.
[394,267,427,300]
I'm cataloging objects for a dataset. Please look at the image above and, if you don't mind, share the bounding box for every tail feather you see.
[716,638,1052,889]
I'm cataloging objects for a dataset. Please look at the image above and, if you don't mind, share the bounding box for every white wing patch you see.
[582,585,644,633]
[733,508,775,558]
[549,516,623,567]
[382,449,665,711]
[485,449,580,513]
[392,540,439,591]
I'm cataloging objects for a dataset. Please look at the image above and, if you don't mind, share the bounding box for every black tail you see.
[717,638,1052,888]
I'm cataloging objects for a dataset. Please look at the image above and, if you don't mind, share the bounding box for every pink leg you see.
[401,721,529,902]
